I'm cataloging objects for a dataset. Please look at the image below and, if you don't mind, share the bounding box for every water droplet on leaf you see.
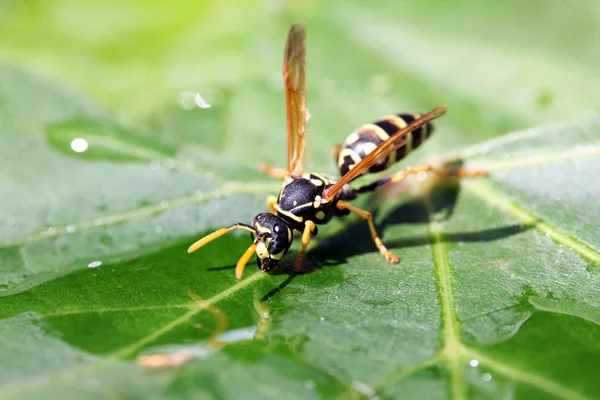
[88,261,102,268]
[304,380,316,390]
[178,91,212,109]
[70,138,88,153]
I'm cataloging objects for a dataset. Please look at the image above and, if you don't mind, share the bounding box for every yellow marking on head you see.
[255,222,272,234]
[287,227,292,242]
[256,241,269,260]
[310,179,323,186]
[302,173,312,180]
[293,200,298,206]
[316,211,326,220]
[274,204,303,222]
[344,132,361,145]
[270,250,285,260]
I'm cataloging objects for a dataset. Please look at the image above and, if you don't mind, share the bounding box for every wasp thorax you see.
[252,213,293,272]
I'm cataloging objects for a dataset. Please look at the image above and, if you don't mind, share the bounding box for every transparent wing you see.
[283,22,307,178]
[323,105,448,201]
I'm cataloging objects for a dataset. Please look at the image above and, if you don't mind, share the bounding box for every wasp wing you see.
[283,22,308,178]
[323,105,448,202]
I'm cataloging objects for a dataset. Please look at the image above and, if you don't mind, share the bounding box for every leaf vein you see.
[463,180,600,265]
[467,350,592,400]
[429,220,465,400]
[0,272,268,399]
[0,182,280,248]
[468,146,600,173]
[40,304,194,317]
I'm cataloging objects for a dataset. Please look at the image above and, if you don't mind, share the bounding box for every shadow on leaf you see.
[308,179,534,268]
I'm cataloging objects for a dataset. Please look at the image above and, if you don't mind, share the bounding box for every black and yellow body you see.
[274,173,354,231]
[336,113,434,178]
[260,113,436,272]
[187,22,487,280]
[255,173,355,272]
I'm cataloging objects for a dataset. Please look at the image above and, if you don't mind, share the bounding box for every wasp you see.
[188,22,486,279]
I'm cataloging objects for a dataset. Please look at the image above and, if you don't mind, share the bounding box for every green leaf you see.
[45,118,176,162]
[1,1,600,399]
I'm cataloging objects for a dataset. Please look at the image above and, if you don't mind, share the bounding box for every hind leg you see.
[336,200,399,263]
[356,164,488,193]
[332,144,342,162]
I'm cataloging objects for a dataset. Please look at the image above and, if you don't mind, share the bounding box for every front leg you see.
[293,220,316,273]
[356,164,488,193]
[266,195,278,214]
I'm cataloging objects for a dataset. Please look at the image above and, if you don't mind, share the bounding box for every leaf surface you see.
[0,1,599,399]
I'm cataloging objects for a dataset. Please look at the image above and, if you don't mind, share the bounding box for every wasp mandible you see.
[188,23,487,279]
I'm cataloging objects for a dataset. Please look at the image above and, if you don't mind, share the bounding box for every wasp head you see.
[251,213,293,272]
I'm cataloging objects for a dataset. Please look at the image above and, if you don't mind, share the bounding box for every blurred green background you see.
[2,0,598,143]
[1,0,599,399]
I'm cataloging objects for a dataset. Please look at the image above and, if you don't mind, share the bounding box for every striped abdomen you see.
[337,112,434,178]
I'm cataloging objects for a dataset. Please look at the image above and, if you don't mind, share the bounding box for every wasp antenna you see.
[235,235,264,279]
[235,244,256,280]
[188,223,256,254]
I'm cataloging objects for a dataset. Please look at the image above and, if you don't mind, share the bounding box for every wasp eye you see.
[274,223,285,234]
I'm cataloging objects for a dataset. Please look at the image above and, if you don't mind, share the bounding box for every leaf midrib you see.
[372,202,593,400]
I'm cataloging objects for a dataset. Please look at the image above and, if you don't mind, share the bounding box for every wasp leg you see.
[266,195,278,214]
[336,200,399,263]
[332,144,342,163]
[356,164,488,193]
[258,163,288,179]
[293,220,316,273]
[439,166,488,179]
